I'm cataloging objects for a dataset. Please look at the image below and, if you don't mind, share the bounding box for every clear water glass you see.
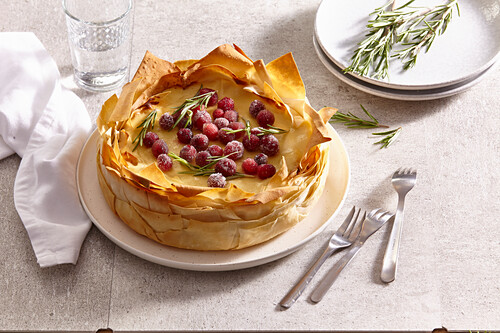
[63,0,133,92]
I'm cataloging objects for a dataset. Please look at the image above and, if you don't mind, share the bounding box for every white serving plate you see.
[315,0,500,90]
[314,35,495,101]
[76,127,350,271]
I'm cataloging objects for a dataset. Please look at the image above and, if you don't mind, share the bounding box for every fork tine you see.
[337,206,356,235]
[347,210,365,241]
[344,208,362,236]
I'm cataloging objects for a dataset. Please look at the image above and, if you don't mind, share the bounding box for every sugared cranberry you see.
[217,97,235,111]
[242,134,260,152]
[260,134,279,156]
[256,109,275,128]
[199,88,218,107]
[193,110,212,131]
[213,108,225,119]
[177,128,193,144]
[157,153,173,171]
[152,139,168,158]
[223,140,244,160]
[257,164,276,179]
[251,127,263,136]
[203,123,219,140]
[179,145,196,163]
[190,134,209,151]
[191,104,206,118]
[218,127,236,144]
[195,150,212,167]
[143,132,159,148]
[254,153,268,165]
[215,158,237,177]
[224,110,239,123]
[214,117,229,129]
[242,158,258,175]
[207,173,226,188]
[159,114,175,131]
[208,145,223,157]
[229,121,245,139]
[249,100,265,118]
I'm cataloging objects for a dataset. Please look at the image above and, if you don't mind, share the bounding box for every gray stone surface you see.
[1,0,499,331]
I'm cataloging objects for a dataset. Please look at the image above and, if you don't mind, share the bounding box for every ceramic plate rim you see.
[313,35,495,101]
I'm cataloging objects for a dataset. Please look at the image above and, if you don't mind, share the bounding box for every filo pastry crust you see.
[96,44,337,250]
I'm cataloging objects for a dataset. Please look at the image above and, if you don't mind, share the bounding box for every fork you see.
[381,168,417,283]
[310,209,393,303]
[279,206,365,309]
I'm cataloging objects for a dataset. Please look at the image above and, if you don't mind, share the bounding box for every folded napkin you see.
[0,32,92,267]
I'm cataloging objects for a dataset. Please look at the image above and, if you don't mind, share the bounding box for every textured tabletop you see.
[1,0,499,331]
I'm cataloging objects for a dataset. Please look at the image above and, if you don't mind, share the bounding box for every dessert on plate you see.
[96,44,337,250]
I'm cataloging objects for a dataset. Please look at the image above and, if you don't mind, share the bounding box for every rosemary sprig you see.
[171,85,215,129]
[132,109,158,151]
[221,118,289,137]
[373,127,402,148]
[393,0,459,70]
[329,105,389,129]
[167,152,240,177]
[167,152,199,171]
[329,105,401,148]
[344,0,460,79]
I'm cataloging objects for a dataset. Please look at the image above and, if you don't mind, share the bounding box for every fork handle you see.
[381,194,406,283]
[310,243,362,303]
[279,245,343,309]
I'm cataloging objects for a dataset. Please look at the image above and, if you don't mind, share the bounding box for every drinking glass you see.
[63,0,133,92]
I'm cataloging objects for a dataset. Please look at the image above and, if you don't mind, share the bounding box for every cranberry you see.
[215,158,237,177]
[242,134,260,152]
[214,117,230,129]
[251,127,263,136]
[242,158,258,175]
[257,164,276,179]
[195,150,212,167]
[217,96,235,111]
[152,139,168,158]
[218,127,236,144]
[208,145,223,157]
[256,109,275,128]
[260,134,279,156]
[207,173,226,188]
[191,104,206,118]
[224,110,239,123]
[254,153,268,165]
[179,145,196,163]
[157,153,173,171]
[159,114,175,131]
[213,108,225,119]
[193,110,212,131]
[229,121,245,139]
[143,132,159,148]
[190,133,209,151]
[223,140,244,160]
[177,128,193,144]
[249,100,265,118]
[202,123,219,140]
[198,88,218,107]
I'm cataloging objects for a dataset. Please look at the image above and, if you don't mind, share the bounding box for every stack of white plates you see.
[314,0,500,101]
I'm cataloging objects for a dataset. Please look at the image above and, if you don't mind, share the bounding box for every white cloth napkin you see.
[0,32,92,267]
